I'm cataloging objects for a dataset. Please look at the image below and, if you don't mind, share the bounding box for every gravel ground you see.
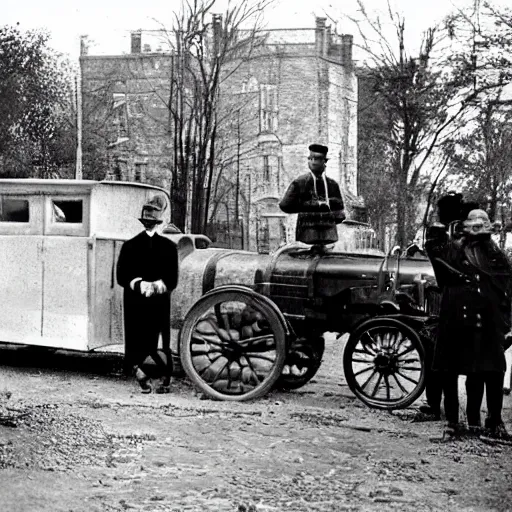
[0,335,511,512]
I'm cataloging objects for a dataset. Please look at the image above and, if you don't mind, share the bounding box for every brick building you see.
[79,18,359,252]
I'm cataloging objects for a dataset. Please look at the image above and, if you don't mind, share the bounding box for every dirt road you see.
[1,335,511,512]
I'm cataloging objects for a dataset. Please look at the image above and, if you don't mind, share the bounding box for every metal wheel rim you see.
[348,325,424,407]
[183,292,285,398]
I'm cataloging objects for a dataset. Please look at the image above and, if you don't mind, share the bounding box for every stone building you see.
[79,18,358,252]
[79,33,173,187]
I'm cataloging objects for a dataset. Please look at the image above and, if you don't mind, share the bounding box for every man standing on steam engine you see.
[279,144,345,246]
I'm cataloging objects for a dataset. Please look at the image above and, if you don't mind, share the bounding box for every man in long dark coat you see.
[427,207,512,438]
[116,196,179,393]
[279,144,345,246]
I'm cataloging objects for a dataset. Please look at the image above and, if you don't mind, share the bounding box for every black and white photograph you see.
[2,0,512,510]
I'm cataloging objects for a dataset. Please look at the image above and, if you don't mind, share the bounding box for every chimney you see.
[131,31,142,54]
[341,34,353,69]
[315,17,327,57]
[80,35,89,56]
[212,14,223,56]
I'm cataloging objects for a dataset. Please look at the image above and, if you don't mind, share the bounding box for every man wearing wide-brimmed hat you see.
[116,195,179,393]
[279,143,345,247]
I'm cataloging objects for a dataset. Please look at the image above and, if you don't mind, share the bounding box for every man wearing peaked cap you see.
[117,195,179,394]
[279,143,345,246]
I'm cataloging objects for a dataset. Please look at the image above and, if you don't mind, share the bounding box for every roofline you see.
[0,179,169,198]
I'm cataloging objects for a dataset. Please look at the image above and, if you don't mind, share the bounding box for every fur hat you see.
[139,195,167,226]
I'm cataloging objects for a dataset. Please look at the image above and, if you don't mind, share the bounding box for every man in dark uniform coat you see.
[427,205,512,438]
[116,196,179,393]
[279,144,345,246]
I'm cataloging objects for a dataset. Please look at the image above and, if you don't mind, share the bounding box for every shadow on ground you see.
[0,344,124,378]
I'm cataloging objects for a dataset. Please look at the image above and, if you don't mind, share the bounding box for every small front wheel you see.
[343,317,426,410]
[180,289,287,401]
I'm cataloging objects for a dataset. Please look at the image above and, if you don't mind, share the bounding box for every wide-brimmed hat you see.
[463,209,492,235]
[139,195,167,225]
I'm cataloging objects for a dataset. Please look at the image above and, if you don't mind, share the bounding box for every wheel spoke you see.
[359,368,379,390]
[389,332,402,351]
[238,334,275,352]
[398,357,420,364]
[191,336,226,348]
[384,374,391,401]
[209,360,230,384]
[244,353,277,363]
[353,348,376,357]
[370,372,383,398]
[196,353,224,376]
[204,318,239,349]
[354,365,374,378]
[390,372,408,395]
[191,348,223,356]
[395,369,420,385]
[360,333,378,355]
[395,344,415,358]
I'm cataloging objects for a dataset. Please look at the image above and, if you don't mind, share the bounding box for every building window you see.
[113,158,128,181]
[277,156,283,191]
[263,156,271,182]
[110,93,129,146]
[134,163,147,182]
[260,84,278,133]
[0,197,29,222]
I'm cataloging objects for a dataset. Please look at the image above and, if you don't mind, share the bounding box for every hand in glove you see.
[152,279,168,294]
[505,331,512,351]
[140,281,154,297]
[303,199,330,212]
[317,200,331,212]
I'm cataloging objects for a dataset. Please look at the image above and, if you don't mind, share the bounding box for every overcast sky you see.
[3,0,504,59]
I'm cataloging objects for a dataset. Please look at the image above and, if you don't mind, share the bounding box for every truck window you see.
[0,197,29,222]
[51,200,83,223]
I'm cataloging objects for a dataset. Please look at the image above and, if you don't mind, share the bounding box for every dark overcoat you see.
[279,172,344,244]
[116,231,179,368]
[428,234,512,374]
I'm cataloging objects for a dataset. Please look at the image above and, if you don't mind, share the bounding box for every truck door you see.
[0,194,44,344]
[41,195,90,350]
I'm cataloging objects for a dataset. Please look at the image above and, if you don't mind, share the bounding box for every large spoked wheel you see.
[276,335,325,390]
[343,317,426,410]
[180,289,287,401]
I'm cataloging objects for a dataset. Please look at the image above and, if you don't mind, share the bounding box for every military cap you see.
[308,144,328,156]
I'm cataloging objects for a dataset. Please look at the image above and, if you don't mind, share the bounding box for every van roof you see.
[0,179,169,197]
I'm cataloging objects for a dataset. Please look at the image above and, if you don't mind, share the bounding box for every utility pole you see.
[236,108,241,220]
[75,36,86,180]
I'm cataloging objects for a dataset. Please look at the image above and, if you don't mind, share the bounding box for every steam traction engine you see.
[171,238,438,409]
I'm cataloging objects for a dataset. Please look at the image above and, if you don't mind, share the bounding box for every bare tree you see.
[346,0,504,246]
[447,94,512,226]
[160,0,273,233]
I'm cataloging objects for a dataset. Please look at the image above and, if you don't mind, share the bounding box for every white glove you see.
[140,281,154,297]
[152,279,167,294]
